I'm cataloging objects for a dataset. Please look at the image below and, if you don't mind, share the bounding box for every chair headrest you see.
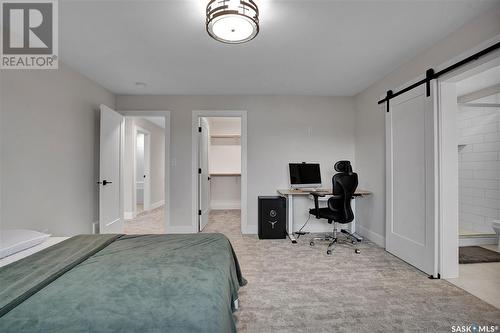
[334,160,352,173]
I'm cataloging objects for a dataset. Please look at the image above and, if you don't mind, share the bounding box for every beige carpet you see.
[204,210,500,333]
[124,206,165,234]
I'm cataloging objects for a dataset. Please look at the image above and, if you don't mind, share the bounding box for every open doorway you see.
[439,60,500,309]
[135,128,150,215]
[123,116,167,234]
[192,112,247,235]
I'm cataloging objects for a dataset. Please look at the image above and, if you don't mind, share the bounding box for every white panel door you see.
[386,84,438,277]
[198,117,210,231]
[99,105,124,234]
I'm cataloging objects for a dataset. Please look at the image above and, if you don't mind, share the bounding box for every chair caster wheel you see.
[326,250,332,255]
[310,241,315,246]
[355,249,360,254]
[351,240,356,244]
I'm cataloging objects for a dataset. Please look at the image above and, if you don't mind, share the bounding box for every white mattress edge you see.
[0,237,69,268]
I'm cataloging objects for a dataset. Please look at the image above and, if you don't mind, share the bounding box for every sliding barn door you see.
[99,105,124,234]
[385,84,438,277]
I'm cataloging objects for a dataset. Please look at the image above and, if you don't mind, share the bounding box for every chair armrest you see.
[309,192,324,216]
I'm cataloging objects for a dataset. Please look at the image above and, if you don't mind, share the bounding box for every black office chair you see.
[309,161,362,255]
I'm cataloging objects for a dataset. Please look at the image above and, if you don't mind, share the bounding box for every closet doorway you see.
[192,111,248,234]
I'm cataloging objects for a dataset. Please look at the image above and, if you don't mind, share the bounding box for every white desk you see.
[277,188,371,243]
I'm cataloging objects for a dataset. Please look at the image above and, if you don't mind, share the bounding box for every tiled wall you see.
[458,93,500,235]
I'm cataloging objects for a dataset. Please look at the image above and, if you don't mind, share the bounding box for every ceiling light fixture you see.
[206,0,259,44]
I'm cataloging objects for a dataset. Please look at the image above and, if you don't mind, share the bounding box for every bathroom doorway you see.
[122,114,170,234]
[440,59,500,309]
[135,128,150,214]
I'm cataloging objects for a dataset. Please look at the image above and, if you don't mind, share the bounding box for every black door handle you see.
[97,180,112,186]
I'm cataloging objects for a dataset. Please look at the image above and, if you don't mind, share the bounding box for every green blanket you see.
[0,233,246,333]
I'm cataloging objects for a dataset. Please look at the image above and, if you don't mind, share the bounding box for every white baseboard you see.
[242,225,257,234]
[124,211,136,220]
[150,200,165,210]
[92,221,99,234]
[356,224,385,247]
[210,201,241,210]
[167,225,196,234]
[459,236,497,247]
[125,201,164,219]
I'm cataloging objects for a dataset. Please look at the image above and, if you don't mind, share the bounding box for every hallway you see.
[124,206,165,234]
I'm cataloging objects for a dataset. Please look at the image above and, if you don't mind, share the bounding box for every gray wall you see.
[0,70,3,239]
[117,95,356,233]
[354,6,500,246]
[1,64,115,236]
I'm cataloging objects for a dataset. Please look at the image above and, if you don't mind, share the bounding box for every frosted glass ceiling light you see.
[206,0,259,44]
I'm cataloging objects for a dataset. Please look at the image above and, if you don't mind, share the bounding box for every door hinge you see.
[198,126,202,133]
[198,168,202,174]
[198,210,202,216]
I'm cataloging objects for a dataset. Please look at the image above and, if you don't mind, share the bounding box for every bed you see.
[0,233,246,333]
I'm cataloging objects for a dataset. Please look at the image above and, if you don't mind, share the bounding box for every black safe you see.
[258,196,286,239]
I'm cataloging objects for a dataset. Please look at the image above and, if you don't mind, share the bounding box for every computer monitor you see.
[289,163,322,188]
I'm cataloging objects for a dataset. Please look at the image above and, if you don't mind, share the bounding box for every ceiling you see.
[456,65,500,97]
[60,0,499,96]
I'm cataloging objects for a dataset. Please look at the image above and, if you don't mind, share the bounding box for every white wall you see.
[210,176,241,210]
[123,117,165,215]
[210,141,241,174]
[123,118,135,214]
[117,95,356,233]
[458,93,500,235]
[208,118,241,175]
[354,6,500,246]
[208,117,241,136]
[1,64,115,236]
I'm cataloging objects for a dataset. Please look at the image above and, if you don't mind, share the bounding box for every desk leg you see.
[287,194,297,244]
[351,196,363,241]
